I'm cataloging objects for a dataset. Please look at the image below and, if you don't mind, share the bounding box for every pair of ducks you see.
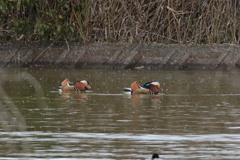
[60,79,163,94]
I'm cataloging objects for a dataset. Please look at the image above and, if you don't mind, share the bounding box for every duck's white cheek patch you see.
[80,80,88,85]
[151,82,160,86]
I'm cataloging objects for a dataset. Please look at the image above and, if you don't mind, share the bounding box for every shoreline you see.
[0,42,240,69]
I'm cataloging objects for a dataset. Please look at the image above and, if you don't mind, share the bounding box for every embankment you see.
[0,42,240,69]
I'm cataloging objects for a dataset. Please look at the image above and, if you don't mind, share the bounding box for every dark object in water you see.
[152,153,159,159]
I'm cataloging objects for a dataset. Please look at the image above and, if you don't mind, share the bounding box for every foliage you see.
[0,0,239,44]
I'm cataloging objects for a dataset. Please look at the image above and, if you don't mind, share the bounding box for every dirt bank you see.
[0,42,240,69]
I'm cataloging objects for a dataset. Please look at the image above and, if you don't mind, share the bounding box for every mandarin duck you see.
[60,79,91,92]
[123,81,163,95]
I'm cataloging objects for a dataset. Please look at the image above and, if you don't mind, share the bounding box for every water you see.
[0,67,240,159]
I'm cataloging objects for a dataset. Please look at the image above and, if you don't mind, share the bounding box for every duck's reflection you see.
[130,94,163,107]
[61,91,89,99]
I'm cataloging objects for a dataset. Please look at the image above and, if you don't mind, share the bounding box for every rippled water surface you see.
[1,68,240,160]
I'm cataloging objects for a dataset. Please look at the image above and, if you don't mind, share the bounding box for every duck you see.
[152,153,160,160]
[123,81,163,95]
[60,79,91,92]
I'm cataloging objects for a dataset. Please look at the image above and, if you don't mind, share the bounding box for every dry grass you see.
[88,0,240,44]
[0,0,239,44]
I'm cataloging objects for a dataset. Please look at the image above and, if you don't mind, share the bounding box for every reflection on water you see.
[0,68,240,159]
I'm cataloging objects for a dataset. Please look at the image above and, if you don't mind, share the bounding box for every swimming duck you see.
[60,79,91,92]
[152,153,160,160]
[123,81,163,95]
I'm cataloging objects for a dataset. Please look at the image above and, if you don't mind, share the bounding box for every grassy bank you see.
[0,0,239,44]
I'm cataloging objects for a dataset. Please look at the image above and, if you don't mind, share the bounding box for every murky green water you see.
[0,67,240,159]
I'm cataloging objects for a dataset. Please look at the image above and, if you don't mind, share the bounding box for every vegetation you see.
[0,0,239,44]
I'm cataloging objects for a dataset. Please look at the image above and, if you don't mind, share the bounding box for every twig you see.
[65,38,70,52]
[33,41,55,63]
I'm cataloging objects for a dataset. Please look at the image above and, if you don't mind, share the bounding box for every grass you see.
[0,0,239,44]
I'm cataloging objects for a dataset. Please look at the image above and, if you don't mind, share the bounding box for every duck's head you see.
[142,81,163,94]
[76,79,91,90]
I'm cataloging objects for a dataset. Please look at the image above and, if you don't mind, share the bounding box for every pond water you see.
[0,67,240,160]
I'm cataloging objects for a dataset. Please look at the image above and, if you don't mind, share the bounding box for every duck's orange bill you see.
[86,85,91,89]
[158,86,163,91]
